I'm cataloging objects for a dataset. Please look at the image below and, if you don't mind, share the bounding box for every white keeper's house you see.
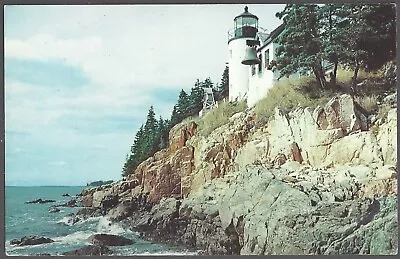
[227,6,296,107]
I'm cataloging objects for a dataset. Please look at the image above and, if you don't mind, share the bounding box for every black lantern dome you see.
[231,6,259,41]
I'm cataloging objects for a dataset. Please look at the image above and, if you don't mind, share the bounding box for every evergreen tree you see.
[188,79,205,116]
[177,89,191,118]
[336,3,396,85]
[143,106,158,157]
[170,90,190,126]
[156,116,169,150]
[202,77,214,89]
[122,125,145,176]
[363,4,396,70]
[318,4,348,85]
[275,4,327,89]
[170,104,180,128]
[216,66,229,101]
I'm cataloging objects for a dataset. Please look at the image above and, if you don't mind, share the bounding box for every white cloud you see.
[5,4,286,91]
[4,4,286,185]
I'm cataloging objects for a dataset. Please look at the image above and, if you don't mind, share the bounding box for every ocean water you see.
[5,186,197,256]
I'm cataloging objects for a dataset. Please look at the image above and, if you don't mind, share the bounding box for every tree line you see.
[274,3,396,89]
[122,66,229,177]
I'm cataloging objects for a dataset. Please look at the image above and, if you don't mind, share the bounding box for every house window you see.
[265,49,270,69]
[258,54,262,73]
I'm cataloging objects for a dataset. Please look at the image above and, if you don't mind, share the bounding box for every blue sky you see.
[4,4,285,186]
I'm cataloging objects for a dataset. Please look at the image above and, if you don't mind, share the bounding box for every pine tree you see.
[169,90,190,127]
[177,89,190,119]
[122,125,145,176]
[275,4,327,88]
[156,116,169,150]
[188,79,205,116]
[216,66,229,101]
[170,104,181,127]
[143,106,158,157]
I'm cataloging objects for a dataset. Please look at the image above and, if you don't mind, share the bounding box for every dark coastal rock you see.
[60,208,102,225]
[56,199,78,207]
[62,193,70,197]
[108,199,134,221]
[25,199,56,204]
[62,245,112,255]
[49,208,61,213]
[10,236,54,246]
[87,234,134,246]
[35,253,52,256]
[101,195,119,212]
[116,166,397,255]
[76,207,102,219]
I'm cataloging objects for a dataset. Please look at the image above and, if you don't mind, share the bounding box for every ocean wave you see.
[56,216,74,226]
[95,217,132,235]
[57,215,103,226]
[52,230,95,245]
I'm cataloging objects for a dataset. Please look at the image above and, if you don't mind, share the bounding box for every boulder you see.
[87,234,134,246]
[10,236,54,246]
[62,193,70,197]
[62,245,112,255]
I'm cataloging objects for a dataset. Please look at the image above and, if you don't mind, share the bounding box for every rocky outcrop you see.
[62,245,112,255]
[87,234,134,246]
[78,93,397,255]
[119,165,397,255]
[10,236,54,246]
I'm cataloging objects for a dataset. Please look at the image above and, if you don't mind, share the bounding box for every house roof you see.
[259,23,285,51]
[234,6,259,20]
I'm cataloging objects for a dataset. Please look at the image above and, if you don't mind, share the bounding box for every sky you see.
[4,4,286,186]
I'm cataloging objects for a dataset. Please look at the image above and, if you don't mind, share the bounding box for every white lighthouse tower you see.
[228,6,259,102]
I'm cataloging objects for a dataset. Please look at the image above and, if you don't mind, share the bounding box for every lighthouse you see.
[227,6,259,102]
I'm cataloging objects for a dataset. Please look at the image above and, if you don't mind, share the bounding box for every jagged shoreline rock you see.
[77,93,397,255]
[11,236,54,246]
[87,234,134,246]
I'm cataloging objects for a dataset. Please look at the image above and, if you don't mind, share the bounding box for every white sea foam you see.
[52,230,95,244]
[57,216,73,226]
[95,217,130,235]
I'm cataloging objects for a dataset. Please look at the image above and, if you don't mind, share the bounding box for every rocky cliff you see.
[77,92,397,255]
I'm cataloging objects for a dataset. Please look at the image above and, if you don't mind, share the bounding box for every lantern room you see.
[231,6,259,41]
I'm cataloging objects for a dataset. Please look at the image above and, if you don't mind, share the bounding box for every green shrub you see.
[197,100,247,136]
[254,76,332,123]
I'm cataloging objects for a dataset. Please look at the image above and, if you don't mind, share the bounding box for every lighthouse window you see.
[251,65,256,76]
[235,17,243,29]
[242,17,257,27]
[265,49,270,69]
